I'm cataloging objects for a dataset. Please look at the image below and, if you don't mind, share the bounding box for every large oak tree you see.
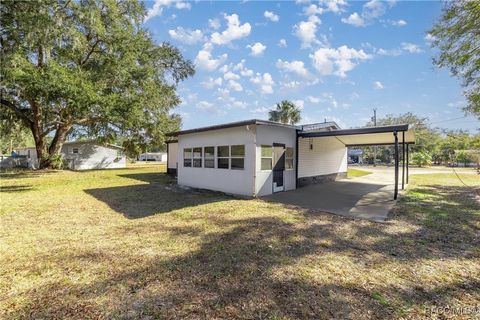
[1,0,194,168]
[429,1,480,119]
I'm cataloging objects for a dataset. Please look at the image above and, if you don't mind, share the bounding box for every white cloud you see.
[320,0,348,13]
[310,45,371,77]
[264,11,279,22]
[194,44,228,71]
[362,0,388,19]
[307,96,321,103]
[224,71,240,80]
[294,15,322,48]
[341,0,396,27]
[401,42,423,53]
[201,77,223,89]
[208,18,221,30]
[390,19,406,27]
[276,59,310,78]
[168,27,204,44]
[304,4,324,15]
[373,81,384,89]
[278,39,287,47]
[233,59,254,77]
[227,79,243,92]
[250,73,274,94]
[197,100,214,110]
[341,12,365,27]
[293,99,305,110]
[251,106,272,114]
[247,42,267,56]
[211,13,251,46]
[281,80,301,89]
[145,0,191,21]
[425,33,436,44]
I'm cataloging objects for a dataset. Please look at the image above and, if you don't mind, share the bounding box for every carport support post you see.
[406,144,409,184]
[402,131,405,190]
[394,131,399,200]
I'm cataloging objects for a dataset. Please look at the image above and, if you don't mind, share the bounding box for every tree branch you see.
[0,98,33,125]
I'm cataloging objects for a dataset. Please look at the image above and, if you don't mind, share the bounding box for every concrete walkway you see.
[264,170,397,222]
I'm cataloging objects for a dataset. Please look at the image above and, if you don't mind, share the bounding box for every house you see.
[348,149,363,164]
[167,119,415,198]
[138,152,167,162]
[15,140,126,170]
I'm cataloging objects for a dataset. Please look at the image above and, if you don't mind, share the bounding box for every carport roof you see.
[298,124,415,146]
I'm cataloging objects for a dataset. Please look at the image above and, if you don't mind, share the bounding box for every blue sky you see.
[143,0,479,132]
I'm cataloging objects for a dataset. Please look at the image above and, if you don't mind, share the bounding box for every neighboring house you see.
[167,119,415,198]
[166,141,178,174]
[14,140,126,170]
[348,149,363,164]
[14,147,39,169]
[138,152,167,162]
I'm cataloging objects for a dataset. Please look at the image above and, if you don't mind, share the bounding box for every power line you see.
[429,116,470,125]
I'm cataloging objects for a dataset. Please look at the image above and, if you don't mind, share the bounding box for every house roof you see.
[299,124,415,146]
[63,140,124,150]
[166,119,302,136]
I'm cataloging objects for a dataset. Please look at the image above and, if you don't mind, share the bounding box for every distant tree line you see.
[359,113,479,167]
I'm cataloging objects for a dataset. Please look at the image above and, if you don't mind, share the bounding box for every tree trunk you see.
[48,124,72,158]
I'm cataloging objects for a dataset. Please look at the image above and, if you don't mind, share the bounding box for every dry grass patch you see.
[1,166,479,319]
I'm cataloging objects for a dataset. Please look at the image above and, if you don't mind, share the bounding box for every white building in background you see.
[15,140,126,170]
[166,119,415,197]
[138,152,167,162]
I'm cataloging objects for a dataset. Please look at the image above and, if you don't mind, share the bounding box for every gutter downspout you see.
[295,129,299,189]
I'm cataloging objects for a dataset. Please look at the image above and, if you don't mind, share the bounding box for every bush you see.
[48,154,64,169]
[455,150,472,167]
[412,152,431,167]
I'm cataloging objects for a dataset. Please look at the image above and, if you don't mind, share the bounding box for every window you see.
[261,145,272,170]
[193,147,202,167]
[217,146,229,169]
[204,146,214,168]
[72,148,79,154]
[231,145,245,170]
[285,147,294,169]
[183,148,192,167]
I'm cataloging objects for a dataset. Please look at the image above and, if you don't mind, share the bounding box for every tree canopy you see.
[268,100,302,125]
[429,1,480,118]
[0,0,194,168]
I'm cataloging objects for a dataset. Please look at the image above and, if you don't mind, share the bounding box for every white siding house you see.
[62,141,126,170]
[167,119,348,197]
[138,152,167,162]
[14,141,126,170]
[167,141,178,174]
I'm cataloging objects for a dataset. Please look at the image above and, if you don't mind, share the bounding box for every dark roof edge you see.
[166,119,300,137]
[298,124,410,138]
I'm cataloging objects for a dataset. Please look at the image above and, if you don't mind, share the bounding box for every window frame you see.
[260,145,273,171]
[285,147,294,170]
[230,145,245,170]
[204,146,215,168]
[183,148,192,167]
[193,147,202,168]
[217,145,230,169]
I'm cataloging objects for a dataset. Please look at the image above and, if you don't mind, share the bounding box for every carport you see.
[297,124,415,200]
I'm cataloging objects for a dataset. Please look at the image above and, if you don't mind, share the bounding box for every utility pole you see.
[372,108,377,167]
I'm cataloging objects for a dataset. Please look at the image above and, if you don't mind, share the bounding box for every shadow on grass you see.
[7,182,480,318]
[0,185,33,192]
[84,172,229,219]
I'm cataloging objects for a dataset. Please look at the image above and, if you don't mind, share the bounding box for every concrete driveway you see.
[264,169,397,222]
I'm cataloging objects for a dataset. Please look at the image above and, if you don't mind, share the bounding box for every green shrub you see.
[411,152,431,167]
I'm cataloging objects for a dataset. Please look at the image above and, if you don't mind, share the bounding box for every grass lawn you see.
[1,165,479,319]
[347,167,372,178]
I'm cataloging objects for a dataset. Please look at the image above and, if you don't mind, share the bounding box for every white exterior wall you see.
[298,136,347,178]
[255,125,297,197]
[177,126,256,196]
[167,142,178,170]
[61,143,126,170]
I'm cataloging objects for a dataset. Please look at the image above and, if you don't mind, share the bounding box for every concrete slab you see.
[264,171,397,222]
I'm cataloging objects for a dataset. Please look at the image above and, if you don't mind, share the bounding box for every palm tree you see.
[268,100,302,125]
